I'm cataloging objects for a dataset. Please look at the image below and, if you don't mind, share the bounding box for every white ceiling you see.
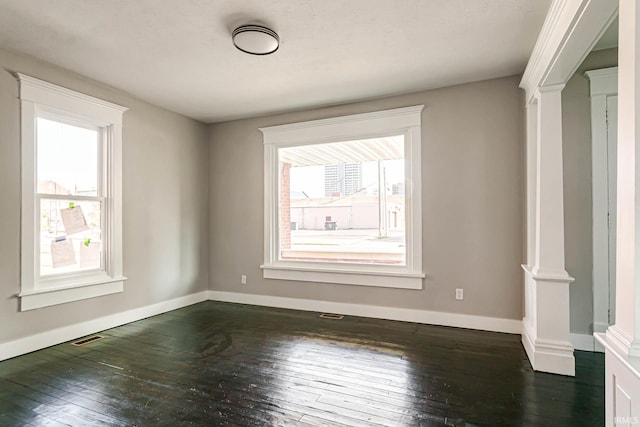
[0,0,551,123]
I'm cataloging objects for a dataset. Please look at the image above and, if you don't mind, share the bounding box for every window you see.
[261,105,424,289]
[280,136,405,265]
[17,74,127,310]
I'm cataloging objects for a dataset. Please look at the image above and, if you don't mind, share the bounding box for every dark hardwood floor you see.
[0,301,604,426]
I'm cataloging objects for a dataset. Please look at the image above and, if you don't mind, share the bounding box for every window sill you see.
[19,275,127,311]
[260,264,424,289]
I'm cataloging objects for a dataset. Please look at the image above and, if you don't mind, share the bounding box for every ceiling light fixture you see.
[232,24,279,55]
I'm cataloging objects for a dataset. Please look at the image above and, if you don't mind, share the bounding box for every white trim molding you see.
[586,66,618,344]
[207,291,522,334]
[16,73,128,310]
[522,265,575,375]
[517,0,619,372]
[0,291,209,362]
[525,0,640,418]
[519,81,575,376]
[261,264,423,289]
[596,332,640,426]
[0,290,526,362]
[260,105,425,290]
[585,67,618,96]
[571,332,601,352]
[19,277,126,311]
[586,2,640,424]
[16,73,127,125]
[523,321,575,375]
[520,0,618,101]
[606,325,640,357]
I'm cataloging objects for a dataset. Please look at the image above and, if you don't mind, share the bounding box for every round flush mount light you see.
[232,24,279,55]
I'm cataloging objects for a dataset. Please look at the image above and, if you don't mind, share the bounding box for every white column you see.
[596,3,640,425]
[521,85,575,376]
[522,100,538,353]
[533,85,572,279]
[525,101,537,268]
[607,0,640,357]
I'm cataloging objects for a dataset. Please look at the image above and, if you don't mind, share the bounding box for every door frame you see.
[586,66,618,349]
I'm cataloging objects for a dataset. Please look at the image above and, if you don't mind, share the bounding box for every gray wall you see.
[209,76,525,320]
[0,49,209,343]
[563,47,618,335]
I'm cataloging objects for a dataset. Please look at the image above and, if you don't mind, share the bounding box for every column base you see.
[523,321,575,376]
[522,265,575,376]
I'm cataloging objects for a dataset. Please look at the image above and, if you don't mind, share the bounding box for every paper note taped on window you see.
[51,238,76,268]
[60,206,89,235]
[79,241,100,269]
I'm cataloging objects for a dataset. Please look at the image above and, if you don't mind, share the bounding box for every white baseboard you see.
[522,322,536,367]
[594,322,610,333]
[0,290,209,362]
[593,322,609,352]
[0,289,524,362]
[522,321,575,376]
[207,291,522,334]
[571,332,604,352]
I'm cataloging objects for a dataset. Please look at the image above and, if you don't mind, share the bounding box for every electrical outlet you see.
[241,275,247,285]
[455,288,464,300]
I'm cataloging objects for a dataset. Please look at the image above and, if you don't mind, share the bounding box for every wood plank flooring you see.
[0,301,604,426]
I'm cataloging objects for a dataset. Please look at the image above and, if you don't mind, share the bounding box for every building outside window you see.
[283,136,405,265]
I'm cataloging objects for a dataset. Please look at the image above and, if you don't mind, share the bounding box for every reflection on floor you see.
[0,301,604,426]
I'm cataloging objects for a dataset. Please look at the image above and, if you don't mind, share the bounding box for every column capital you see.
[522,264,575,283]
[535,84,566,97]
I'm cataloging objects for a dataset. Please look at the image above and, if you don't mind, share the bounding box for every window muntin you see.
[278,135,406,266]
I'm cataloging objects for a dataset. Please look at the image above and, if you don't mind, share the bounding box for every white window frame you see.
[260,105,425,289]
[17,74,128,311]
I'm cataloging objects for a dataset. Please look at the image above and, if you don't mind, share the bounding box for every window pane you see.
[37,118,99,196]
[39,198,103,277]
[279,135,405,265]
